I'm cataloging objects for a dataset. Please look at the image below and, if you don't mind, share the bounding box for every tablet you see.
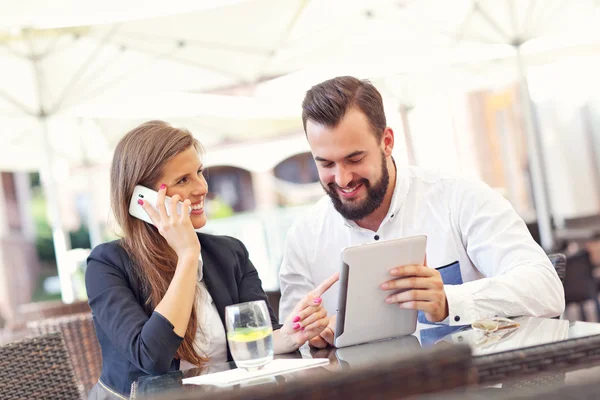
[334,235,427,348]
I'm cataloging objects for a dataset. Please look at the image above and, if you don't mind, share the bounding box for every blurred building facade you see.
[0,172,40,326]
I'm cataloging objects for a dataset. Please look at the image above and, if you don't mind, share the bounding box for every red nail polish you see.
[160,184,166,190]
[293,316,300,323]
[301,327,305,331]
[313,297,322,304]
[293,323,300,330]
[137,199,144,205]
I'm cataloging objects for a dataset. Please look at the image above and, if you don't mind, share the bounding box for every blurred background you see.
[1,0,600,330]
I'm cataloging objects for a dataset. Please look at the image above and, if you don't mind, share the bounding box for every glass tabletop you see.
[133,317,600,398]
[416,316,600,356]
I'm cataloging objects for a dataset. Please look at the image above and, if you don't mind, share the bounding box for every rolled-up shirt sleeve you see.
[86,244,183,375]
[444,179,565,325]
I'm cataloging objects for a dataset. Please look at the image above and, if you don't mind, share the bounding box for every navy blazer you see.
[85,232,281,397]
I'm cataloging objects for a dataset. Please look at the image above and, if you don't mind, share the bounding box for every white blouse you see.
[180,256,228,370]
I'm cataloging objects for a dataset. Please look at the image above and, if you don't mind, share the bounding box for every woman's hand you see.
[139,184,200,261]
[277,272,339,351]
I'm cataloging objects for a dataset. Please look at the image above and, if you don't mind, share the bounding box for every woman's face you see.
[155,146,208,229]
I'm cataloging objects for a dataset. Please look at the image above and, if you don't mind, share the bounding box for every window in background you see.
[203,166,256,213]
[273,152,319,184]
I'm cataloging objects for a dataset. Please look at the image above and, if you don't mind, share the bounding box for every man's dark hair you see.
[302,76,386,141]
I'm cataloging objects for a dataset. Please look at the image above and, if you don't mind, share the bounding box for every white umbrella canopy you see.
[0,0,373,174]
[1,93,303,171]
[0,0,376,120]
[62,91,304,157]
[2,0,599,167]
[0,0,250,30]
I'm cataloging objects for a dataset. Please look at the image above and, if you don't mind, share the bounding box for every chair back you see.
[28,312,102,394]
[563,251,598,303]
[0,331,82,399]
[17,300,91,322]
[547,253,566,283]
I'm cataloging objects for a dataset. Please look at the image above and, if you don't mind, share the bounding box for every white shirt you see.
[279,166,565,326]
[180,256,228,370]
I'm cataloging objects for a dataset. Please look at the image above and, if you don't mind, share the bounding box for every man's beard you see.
[323,152,389,221]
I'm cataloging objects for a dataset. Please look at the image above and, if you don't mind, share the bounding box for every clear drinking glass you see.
[225,300,274,370]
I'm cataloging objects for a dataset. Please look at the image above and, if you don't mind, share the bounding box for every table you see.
[131,317,600,399]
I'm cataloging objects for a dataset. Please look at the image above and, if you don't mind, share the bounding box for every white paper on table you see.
[182,358,330,387]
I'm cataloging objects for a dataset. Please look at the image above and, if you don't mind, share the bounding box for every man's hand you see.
[308,314,336,349]
[381,263,449,322]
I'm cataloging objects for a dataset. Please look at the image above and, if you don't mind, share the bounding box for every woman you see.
[86,121,337,399]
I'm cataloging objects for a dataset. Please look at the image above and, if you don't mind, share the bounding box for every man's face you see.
[306,108,391,221]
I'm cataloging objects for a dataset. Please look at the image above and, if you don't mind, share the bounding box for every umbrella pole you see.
[399,104,417,165]
[84,170,103,249]
[78,119,103,249]
[514,45,555,251]
[27,35,75,303]
[39,115,75,303]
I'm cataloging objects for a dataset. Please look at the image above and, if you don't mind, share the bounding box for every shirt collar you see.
[388,163,410,220]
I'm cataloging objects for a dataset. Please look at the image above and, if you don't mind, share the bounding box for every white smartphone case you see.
[128,185,190,225]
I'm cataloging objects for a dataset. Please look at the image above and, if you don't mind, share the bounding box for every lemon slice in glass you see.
[227,327,273,342]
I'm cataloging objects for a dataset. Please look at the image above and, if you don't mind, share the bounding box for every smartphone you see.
[128,185,191,225]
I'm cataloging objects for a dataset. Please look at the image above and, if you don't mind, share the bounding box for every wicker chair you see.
[17,299,91,322]
[147,344,475,400]
[28,312,102,394]
[421,372,595,400]
[0,331,82,399]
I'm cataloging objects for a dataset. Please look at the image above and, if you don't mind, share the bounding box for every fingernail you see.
[313,297,322,304]
[301,327,305,331]
[390,269,398,275]
[381,283,389,289]
[160,184,166,190]
[293,323,300,330]
[385,297,393,303]
[292,316,300,323]
[137,199,144,205]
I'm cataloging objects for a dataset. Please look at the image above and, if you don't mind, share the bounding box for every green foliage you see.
[208,196,235,219]
[30,179,91,263]
[31,186,56,262]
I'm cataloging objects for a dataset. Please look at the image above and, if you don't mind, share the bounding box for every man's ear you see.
[382,127,394,157]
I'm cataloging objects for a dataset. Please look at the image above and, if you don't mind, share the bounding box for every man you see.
[279,76,565,348]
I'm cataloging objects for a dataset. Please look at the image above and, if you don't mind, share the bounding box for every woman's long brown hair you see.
[110,120,208,366]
